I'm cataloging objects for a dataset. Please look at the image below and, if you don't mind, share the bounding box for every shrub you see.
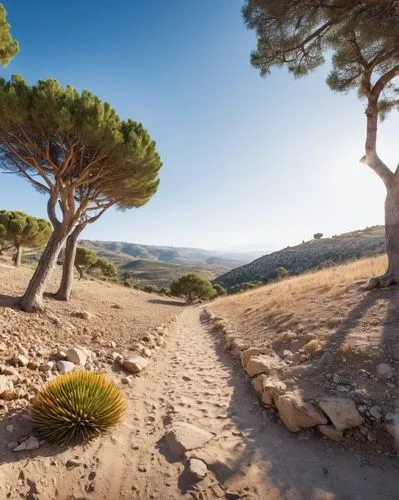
[275,267,289,279]
[29,371,126,446]
[213,284,227,297]
[170,273,215,303]
[313,233,323,240]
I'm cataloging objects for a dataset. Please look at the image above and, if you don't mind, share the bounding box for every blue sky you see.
[1,1,397,251]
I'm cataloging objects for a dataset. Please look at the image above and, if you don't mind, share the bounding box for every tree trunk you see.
[21,227,68,312]
[14,244,22,267]
[368,178,399,288]
[54,224,85,301]
[75,264,84,280]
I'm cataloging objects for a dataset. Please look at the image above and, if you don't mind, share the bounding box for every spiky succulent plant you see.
[30,371,126,446]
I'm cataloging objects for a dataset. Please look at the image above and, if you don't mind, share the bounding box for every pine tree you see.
[170,273,216,304]
[0,210,52,266]
[243,1,399,287]
[0,77,161,310]
[0,4,19,66]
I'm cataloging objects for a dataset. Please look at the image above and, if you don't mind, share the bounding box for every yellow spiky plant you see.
[29,371,126,446]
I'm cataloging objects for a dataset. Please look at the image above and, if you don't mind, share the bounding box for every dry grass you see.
[210,255,399,402]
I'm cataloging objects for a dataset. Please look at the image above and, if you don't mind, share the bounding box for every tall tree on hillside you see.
[0,76,161,311]
[0,4,19,66]
[243,1,399,287]
[73,246,97,280]
[170,273,216,304]
[0,210,52,266]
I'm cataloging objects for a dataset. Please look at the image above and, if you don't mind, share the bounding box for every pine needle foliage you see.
[29,371,126,446]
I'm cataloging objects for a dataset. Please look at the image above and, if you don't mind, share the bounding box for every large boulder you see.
[261,379,287,405]
[66,347,87,367]
[122,356,149,374]
[317,397,364,431]
[251,374,268,396]
[245,355,279,377]
[318,424,343,442]
[376,363,393,380]
[165,422,213,456]
[275,392,327,432]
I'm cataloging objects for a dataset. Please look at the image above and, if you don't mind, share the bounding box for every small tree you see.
[90,257,117,279]
[74,246,97,280]
[275,266,289,279]
[0,4,19,66]
[0,210,52,266]
[170,273,215,304]
[313,233,323,240]
[213,284,227,297]
[0,77,161,310]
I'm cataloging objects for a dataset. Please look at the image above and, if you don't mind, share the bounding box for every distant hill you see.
[78,239,262,288]
[214,226,386,290]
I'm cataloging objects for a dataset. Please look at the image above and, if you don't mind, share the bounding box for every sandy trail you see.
[1,307,398,499]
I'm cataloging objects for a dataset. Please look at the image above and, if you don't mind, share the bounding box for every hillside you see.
[79,239,263,287]
[215,226,385,289]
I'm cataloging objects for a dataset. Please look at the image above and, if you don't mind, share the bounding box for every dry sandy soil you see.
[0,262,398,499]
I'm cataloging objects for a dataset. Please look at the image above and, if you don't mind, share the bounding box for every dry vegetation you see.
[210,255,399,410]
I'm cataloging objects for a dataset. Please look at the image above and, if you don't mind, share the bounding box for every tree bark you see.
[54,224,86,301]
[21,227,68,311]
[75,264,84,280]
[14,244,22,267]
[367,178,399,288]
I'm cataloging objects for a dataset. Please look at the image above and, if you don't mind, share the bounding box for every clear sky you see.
[1,1,397,251]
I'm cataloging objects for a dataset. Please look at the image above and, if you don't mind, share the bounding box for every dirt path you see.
[1,307,398,499]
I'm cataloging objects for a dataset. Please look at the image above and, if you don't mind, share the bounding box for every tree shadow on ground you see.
[147,299,186,307]
[200,313,399,499]
[0,294,21,309]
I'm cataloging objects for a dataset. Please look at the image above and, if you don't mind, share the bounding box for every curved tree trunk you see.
[54,224,86,301]
[21,227,68,311]
[14,244,22,267]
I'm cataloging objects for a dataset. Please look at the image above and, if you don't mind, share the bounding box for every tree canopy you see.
[170,273,215,304]
[314,233,323,240]
[91,257,117,278]
[0,76,162,310]
[0,210,52,265]
[213,283,227,297]
[74,246,97,279]
[0,5,19,66]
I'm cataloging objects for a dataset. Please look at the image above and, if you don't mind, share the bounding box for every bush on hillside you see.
[213,284,227,297]
[170,273,215,304]
[275,266,289,279]
[314,233,323,240]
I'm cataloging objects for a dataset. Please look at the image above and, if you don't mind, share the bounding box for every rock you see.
[6,424,14,433]
[56,360,76,373]
[0,375,14,396]
[319,351,333,365]
[319,424,343,442]
[376,363,393,380]
[1,390,18,401]
[283,350,294,359]
[251,374,268,396]
[369,406,382,421]
[188,458,208,479]
[245,355,279,377]
[122,356,149,374]
[66,459,81,469]
[27,360,39,371]
[13,436,39,452]
[240,348,266,370]
[317,397,364,431]
[49,351,67,362]
[112,352,123,364]
[385,412,399,449]
[261,379,287,405]
[165,422,213,456]
[2,366,18,376]
[108,341,116,348]
[121,376,133,385]
[275,393,327,432]
[332,374,340,384]
[66,348,87,367]
[39,361,54,372]
[71,310,93,320]
[142,348,152,358]
[15,355,29,367]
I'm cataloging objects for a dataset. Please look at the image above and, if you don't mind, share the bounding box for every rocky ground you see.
[0,263,399,498]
